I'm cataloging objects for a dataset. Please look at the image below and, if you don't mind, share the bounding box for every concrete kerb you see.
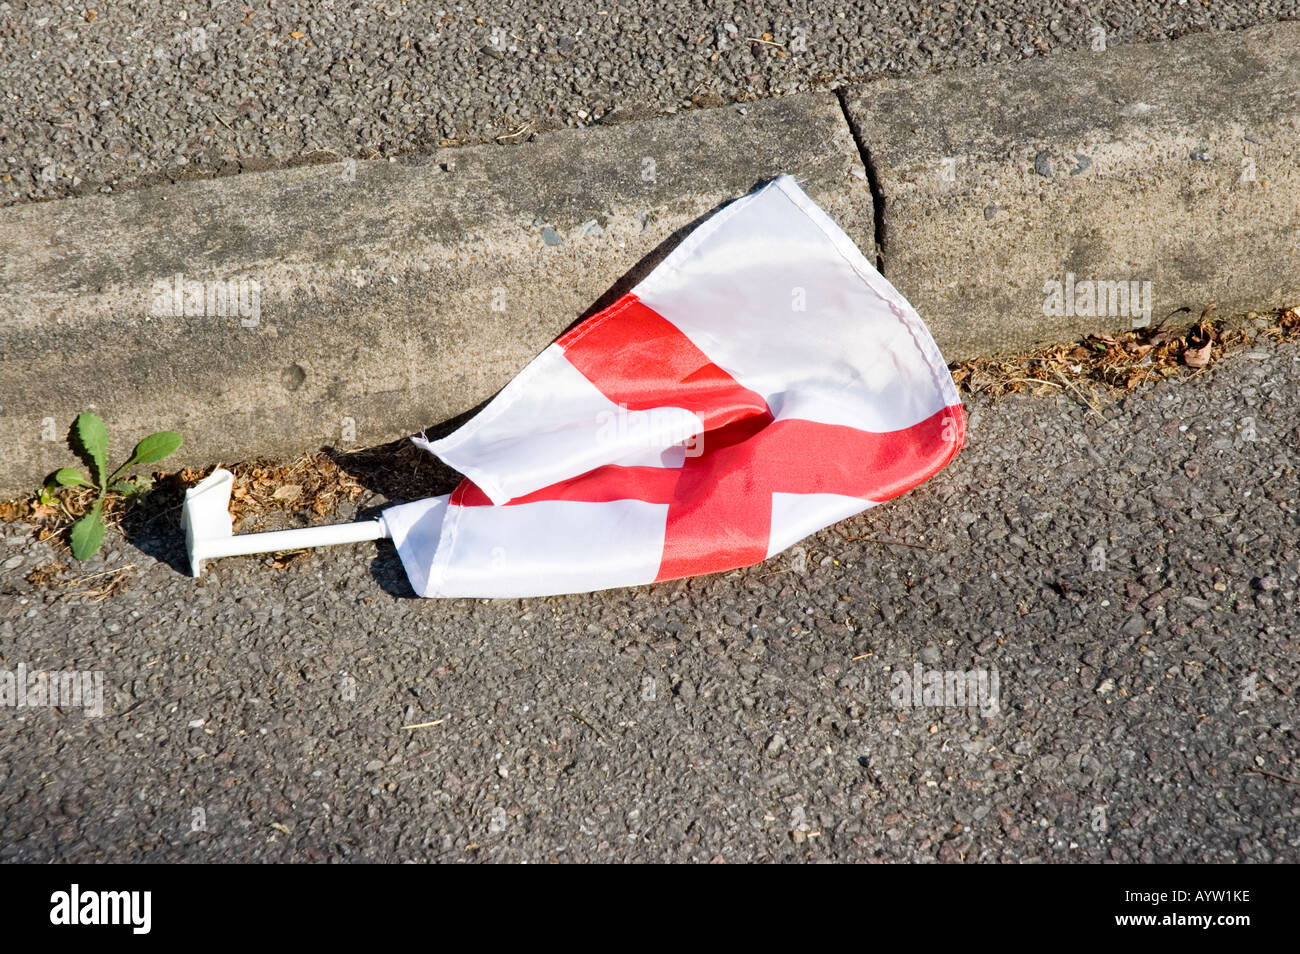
[2,23,1297,496]
[841,21,1300,359]
[0,93,868,495]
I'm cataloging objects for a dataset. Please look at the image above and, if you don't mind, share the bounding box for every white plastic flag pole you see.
[183,468,388,577]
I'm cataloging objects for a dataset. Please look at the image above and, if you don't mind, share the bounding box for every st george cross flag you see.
[382,175,965,598]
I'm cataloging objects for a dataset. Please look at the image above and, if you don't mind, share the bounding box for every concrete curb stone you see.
[2,24,1298,495]
[0,93,868,494]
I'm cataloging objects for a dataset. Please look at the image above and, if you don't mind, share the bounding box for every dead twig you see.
[570,709,610,744]
[401,719,445,731]
[1051,366,1105,419]
[1245,766,1300,786]
[494,121,534,141]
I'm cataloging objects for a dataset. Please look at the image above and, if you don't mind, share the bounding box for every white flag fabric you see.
[382,175,965,598]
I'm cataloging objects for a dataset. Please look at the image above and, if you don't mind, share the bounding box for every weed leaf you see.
[50,467,89,487]
[71,413,109,488]
[69,505,106,561]
[126,431,183,468]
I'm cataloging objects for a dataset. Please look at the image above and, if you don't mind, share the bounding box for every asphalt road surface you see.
[2,1,1297,203]
[2,2,1298,863]
[2,335,1297,862]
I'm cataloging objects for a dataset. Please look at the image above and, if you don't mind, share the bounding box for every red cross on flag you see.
[381,175,965,598]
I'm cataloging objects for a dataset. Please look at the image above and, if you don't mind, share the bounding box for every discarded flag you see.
[185,174,965,596]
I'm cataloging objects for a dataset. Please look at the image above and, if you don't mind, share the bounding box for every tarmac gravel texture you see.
[1,337,1297,862]
[3,0,1299,865]
[2,1,1298,204]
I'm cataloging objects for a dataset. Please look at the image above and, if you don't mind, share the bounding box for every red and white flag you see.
[382,175,964,597]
